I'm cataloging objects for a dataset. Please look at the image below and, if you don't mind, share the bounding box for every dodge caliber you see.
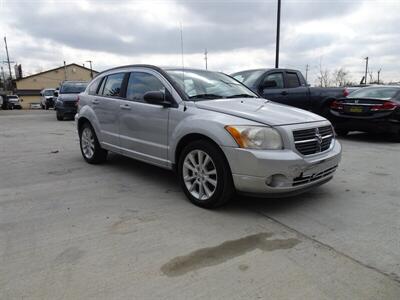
[76,65,342,208]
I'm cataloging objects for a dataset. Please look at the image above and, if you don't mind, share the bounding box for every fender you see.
[76,105,102,140]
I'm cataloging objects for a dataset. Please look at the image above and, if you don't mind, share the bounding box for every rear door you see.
[259,72,288,103]
[118,69,171,167]
[283,71,311,110]
[91,73,125,149]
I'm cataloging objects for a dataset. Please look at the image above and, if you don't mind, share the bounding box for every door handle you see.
[91,99,99,104]
[120,104,131,110]
[281,91,288,96]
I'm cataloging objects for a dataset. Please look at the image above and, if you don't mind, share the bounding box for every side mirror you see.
[143,91,170,107]
[262,80,277,89]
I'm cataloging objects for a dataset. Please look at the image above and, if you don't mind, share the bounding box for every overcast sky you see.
[1,0,399,85]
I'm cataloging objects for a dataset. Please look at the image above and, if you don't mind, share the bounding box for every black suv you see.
[55,81,87,120]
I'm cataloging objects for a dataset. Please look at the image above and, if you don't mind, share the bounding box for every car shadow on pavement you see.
[105,153,180,188]
[228,188,330,214]
[338,132,399,144]
[102,153,334,214]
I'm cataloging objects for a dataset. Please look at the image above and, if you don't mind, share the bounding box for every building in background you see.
[15,63,98,108]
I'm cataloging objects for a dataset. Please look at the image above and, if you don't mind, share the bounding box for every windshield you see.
[44,90,55,96]
[60,82,87,94]
[349,87,399,99]
[166,69,258,101]
[231,70,266,87]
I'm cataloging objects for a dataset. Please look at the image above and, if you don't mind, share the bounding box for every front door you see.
[119,70,170,167]
[259,72,288,103]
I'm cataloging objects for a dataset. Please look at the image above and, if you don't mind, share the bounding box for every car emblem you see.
[315,128,323,152]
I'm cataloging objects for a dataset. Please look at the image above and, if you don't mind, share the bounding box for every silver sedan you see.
[76,65,341,208]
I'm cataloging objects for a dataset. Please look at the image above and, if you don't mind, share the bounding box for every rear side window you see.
[88,77,102,95]
[286,72,301,88]
[126,72,165,102]
[102,73,125,97]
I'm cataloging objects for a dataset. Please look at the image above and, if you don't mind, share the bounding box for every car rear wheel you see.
[79,123,107,164]
[56,112,63,121]
[178,140,234,208]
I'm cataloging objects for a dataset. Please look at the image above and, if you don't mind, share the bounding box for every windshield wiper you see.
[188,94,225,100]
[226,94,258,98]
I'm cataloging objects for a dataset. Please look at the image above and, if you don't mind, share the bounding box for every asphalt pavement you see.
[0,110,399,299]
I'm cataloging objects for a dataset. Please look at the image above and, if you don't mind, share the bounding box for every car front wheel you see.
[79,123,107,164]
[178,140,234,208]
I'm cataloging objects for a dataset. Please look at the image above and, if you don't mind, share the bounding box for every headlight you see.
[225,125,283,150]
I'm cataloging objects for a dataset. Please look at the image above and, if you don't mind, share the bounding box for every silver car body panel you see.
[77,66,342,195]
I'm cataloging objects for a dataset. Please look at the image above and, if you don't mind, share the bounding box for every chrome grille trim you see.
[293,126,334,155]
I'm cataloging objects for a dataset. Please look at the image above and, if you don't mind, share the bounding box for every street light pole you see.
[364,57,369,85]
[275,0,281,68]
[86,60,93,79]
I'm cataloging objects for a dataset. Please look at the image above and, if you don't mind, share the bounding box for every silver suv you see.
[76,65,341,208]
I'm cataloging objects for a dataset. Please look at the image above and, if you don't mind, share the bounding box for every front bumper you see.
[222,140,342,196]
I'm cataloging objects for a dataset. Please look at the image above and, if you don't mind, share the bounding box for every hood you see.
[58,94,79,101]
[194,98,325,126]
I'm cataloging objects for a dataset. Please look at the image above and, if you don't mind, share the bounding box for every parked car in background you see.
[40,88,57,109]
[30,103,42,109]
[6,95,22,109]
[76,65,341,208]
[330,86,400,139]
[231,68,348,117]
[55,81,87,120]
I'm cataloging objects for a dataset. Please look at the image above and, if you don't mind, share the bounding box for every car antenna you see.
[180,21,187,111]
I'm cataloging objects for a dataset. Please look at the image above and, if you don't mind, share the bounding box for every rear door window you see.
[125,72,165,102]
[286,72,301,88]
[101,73,125,97]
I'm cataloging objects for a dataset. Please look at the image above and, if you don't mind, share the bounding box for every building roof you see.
[15,63,98,81]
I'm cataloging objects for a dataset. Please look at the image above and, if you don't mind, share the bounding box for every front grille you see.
[293,165,338,186]
[293,125,334,155]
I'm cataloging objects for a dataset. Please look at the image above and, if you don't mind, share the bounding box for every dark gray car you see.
[55,81,87,120]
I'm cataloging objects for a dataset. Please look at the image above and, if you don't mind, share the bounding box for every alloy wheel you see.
[81,127,95,159]
[182,149,218,201]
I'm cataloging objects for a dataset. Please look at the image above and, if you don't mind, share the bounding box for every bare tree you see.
[368,69,375,84]
[317,62,331,87]
[332,68,349,87]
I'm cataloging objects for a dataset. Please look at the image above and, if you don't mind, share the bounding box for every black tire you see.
[56,112,63,121]
[335,128,349,136]
[177,140,234,208]
[79,122,107,164]
[45,104,49,110]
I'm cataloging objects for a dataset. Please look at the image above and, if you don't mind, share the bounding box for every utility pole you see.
[4,37,12,81]
[364,57,368,85]
[305,64,309,82]
[275,0,281,68]
[86,60,93,78]
[204,49,208,70]
[377,68,381,84]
